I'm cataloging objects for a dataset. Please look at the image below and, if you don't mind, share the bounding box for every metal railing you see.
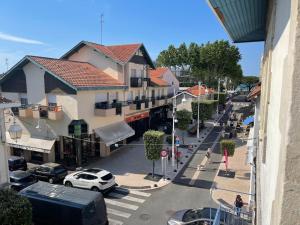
[212,205,252,225]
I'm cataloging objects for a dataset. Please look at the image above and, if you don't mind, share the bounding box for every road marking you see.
[108,218,123,225]
[115,187,151,197]
[107,208,131,218]
[105,199,139,210]
[108,192,145,203]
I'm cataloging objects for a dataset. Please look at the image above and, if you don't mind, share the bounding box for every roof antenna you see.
[100,13,104,45]
[5,58,9,71]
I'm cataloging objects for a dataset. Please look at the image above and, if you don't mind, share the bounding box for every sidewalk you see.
[86,116,221,190]
[211,136,251,210]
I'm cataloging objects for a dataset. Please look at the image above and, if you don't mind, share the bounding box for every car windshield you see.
[182,209,204,222]
[53,165,66,173]
[101,173,113,181]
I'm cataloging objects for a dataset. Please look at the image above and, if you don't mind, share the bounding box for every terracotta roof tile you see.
[149,67,168,78]
[28,56,124,88]
[186,85,214,96]
[149,67,169,87]
[248,83,261,99]
[88,42,141,63]
[0,96,12,104]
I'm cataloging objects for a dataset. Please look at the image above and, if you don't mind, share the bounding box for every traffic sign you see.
[160,150,168,158]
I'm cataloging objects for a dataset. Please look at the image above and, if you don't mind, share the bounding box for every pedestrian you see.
[234,195,244,217]
[205,147,212,163]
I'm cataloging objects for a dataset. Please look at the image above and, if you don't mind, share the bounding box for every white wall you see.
[162,69,179,94]
[23,62,47,105]
[67,45,122,82]
[259,0,292,224]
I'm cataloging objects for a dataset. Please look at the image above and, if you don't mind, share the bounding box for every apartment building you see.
[0,41,177,166]
[207,0,300,225]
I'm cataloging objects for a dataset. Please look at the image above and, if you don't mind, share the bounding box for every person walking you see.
[205,147,212,163]
[234,195,244,217]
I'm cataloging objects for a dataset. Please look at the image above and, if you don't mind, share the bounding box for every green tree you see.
[214,93,227,106]
[0,189,32,225]
[143,130,164,178]
[220,140,236,156]
[191,100,217,127]
[176,109,192,144]
[241,76,259,91]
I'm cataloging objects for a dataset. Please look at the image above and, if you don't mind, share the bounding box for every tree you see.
[241,76,259,91]
[176,109,192,144]
[191,100,217,127]
[143,130,164,178]
[220,140,236,156]
[0,189,32,225]
[214,92,227,106]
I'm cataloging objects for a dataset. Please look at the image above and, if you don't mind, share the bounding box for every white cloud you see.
[0,32,44,45]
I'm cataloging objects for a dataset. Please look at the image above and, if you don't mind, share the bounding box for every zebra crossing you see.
[105,187,151,225]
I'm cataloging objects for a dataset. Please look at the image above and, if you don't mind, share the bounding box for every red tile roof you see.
[0,96,12,104]
[186,85,214,96]
[28,56,124,88]
[149,67,169,87]
[149,67,168,78]
[248,82,261,99]
[88,42,141,63]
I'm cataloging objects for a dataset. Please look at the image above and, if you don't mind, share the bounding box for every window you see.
[131,69,137,77]
[86,175,97,180]
[38,166,50,173]
[20,98,28,106]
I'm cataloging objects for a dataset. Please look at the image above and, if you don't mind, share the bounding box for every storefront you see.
[95,121,135,157]
[149,105,170,130]
[6,132,56,163]
[126,111,150,142]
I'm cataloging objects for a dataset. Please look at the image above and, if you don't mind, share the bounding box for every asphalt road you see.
[123,107,231,225]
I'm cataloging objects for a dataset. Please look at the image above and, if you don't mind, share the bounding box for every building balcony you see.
[129,100,143,110]
[32,105,63,120]
[18,106,33,118]
[130,77,143,88]
[95,101,123,117]
[143,78,151,88]
[156,96,167,106]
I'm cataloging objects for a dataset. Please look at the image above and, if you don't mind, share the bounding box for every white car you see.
[63,168,116,192]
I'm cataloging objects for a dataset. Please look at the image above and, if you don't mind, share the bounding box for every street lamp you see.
[8,118,22,141]
[197,81,202,139]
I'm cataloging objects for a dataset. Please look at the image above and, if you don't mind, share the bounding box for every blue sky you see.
[0,0,263,75]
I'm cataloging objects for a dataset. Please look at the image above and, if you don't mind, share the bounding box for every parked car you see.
[30,163,68,184]
[167,207,227,225]
[64,168,116,193]
[8,156,27,171]
[9,170,37,191]
[20,181,108,225]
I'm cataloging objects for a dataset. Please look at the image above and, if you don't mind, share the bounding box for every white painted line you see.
[107,208,131,218]
[115,187,151,197]
[108,192,145,203]
[105,199,139,210]
[108,218,123,225]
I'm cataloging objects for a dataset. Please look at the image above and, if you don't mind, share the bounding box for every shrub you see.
[0,189,32,225]
[166,135,174,145]
[214,92,227,105]
[220,139,236,156]
[191,100,217,124]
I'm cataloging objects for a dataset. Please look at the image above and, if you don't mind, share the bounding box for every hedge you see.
[220,139,236,156]
[143,130,164,161]
[214,92,227,105]
[191,100,218,123]
[0,189,32,225]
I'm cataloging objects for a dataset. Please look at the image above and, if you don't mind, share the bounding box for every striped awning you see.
[207,0,268,43]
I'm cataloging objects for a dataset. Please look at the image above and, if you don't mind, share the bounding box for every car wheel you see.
[65,181,73,187]
[91,187,100,192]
[49,178,55,184]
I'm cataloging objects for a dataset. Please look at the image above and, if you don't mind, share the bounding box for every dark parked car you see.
[30,163,68,184]
[9,170,37,191]
[20,181,108,225]
[167,207,227,225]
[8,156,27,171]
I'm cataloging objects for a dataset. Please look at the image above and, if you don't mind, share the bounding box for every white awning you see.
[6,132,55,154]
[95,121,135,146]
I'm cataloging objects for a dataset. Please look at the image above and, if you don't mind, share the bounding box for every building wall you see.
[23,62,47,105]
[257,0,300,225]
[76,90,125,133]
[67,45,121,81]
[162,69,179,95]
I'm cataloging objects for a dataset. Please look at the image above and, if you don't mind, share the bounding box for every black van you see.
[19,181,108,225]
[8,156,27,171]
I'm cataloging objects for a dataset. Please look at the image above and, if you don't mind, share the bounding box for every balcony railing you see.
[32,105,63,120]
[130,77,143,87]
[143,78,151,87]
[95,101,123,116]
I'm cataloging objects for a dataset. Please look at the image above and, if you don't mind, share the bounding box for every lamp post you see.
[171,87,176,168]
[197,81,202,139]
